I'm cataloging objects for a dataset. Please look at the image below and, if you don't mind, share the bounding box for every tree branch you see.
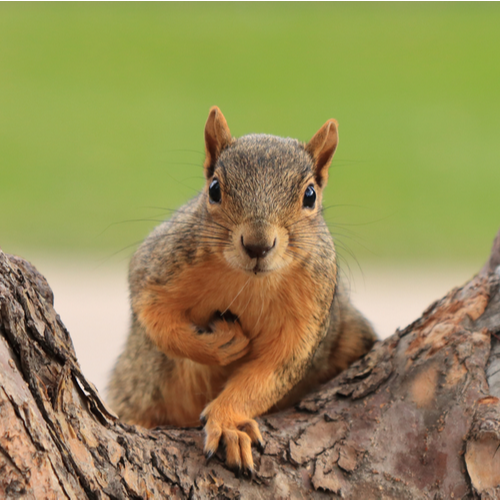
[1,230,500,498]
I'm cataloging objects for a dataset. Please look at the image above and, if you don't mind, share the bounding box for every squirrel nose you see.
[241,236,276,260]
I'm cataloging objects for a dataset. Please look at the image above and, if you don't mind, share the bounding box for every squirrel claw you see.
[205,450,214,464]
[231,465,242,478]
[244,466,255,479]
[256,440,265,453]
[214,309,239,323]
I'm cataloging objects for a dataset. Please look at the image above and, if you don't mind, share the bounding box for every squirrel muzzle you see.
[229,221,288,274]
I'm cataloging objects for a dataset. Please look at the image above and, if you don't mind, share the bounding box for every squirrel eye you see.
[303,184,316,208]
[209,178,221,204]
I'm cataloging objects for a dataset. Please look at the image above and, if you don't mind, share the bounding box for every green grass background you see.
[1,3,499,264]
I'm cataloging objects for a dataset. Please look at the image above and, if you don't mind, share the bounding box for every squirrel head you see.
[202,106,338,275]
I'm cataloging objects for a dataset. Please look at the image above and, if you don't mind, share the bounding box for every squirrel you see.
[107,106,376,475]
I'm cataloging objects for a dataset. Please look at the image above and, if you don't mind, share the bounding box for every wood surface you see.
[1,230,500,499]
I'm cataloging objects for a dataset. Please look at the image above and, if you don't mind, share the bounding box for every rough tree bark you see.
[1,230,500,499]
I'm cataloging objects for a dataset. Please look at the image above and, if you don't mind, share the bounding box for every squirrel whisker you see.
[221,276,252,317]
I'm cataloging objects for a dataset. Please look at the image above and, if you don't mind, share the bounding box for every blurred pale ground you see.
[29,257,480,394]
[1,4,499,394]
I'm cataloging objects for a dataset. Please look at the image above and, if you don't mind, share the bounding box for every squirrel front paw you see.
[194,318,249,366]
[200,403,264,475]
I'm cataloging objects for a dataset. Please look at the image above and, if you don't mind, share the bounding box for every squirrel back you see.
[108,107,376,473]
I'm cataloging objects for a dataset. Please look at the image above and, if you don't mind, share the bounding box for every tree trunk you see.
[1,231,500,499]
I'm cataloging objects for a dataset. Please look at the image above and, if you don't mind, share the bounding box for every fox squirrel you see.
[107,107,376,475]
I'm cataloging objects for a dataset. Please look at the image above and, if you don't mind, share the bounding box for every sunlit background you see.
[1,3,499,393]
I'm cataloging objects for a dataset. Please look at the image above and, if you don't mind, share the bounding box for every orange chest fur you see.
[148,255,317,340]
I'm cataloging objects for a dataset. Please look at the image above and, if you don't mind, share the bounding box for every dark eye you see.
[303,184,316,208]
[209,178,221,204]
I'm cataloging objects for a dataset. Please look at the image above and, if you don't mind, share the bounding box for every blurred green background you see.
[1,2,499,265]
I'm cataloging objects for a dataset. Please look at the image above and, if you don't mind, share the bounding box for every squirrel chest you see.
[138,252,328,345]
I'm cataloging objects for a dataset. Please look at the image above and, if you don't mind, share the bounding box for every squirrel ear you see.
[204,106,233,178]
[305,119,339,187]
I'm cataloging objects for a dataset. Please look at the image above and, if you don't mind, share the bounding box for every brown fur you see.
[107,107,376,472]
